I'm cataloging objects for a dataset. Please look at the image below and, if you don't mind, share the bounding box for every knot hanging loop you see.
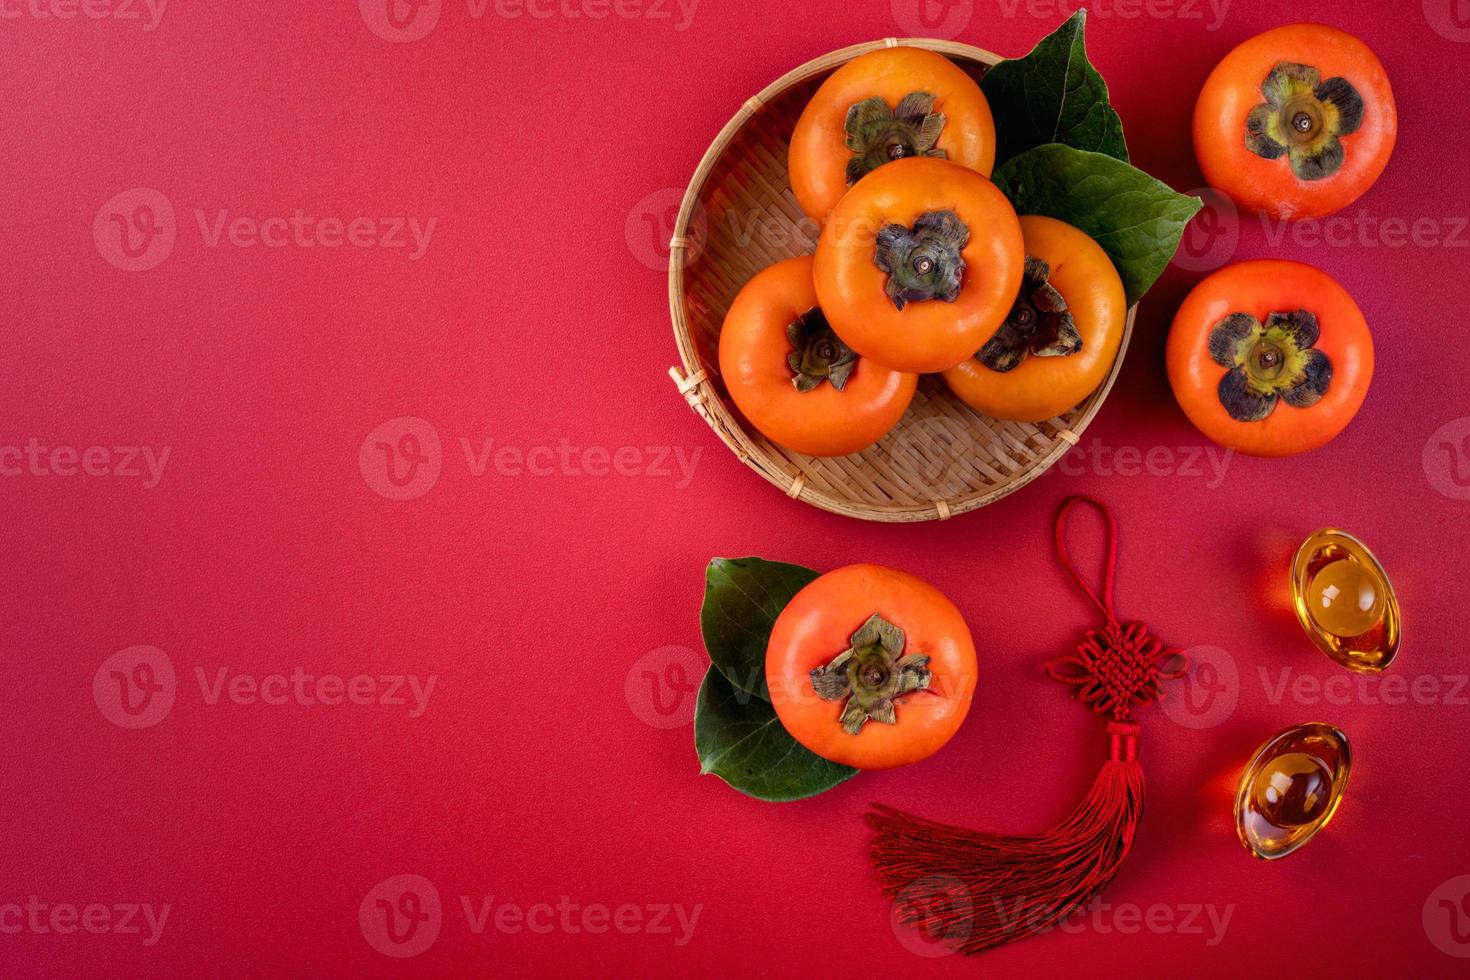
[1045,496,1186,719]
[1054,494,1120,625]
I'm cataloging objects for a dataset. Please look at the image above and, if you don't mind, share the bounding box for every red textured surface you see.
[3,2,1469,976]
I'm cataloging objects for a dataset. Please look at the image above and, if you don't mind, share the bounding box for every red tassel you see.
[867,497,1183,955]
[869,721,1142,954]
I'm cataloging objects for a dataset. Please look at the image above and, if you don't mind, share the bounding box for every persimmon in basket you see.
[813,157,1024,375]
[789,47,997,223]
[944,216,1127,423]
[718,256,917,458]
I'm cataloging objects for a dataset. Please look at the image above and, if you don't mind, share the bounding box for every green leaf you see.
[981,10,1128,165]
[694,666,858,802]
[700,557,819,701]
[994,143,1202,305]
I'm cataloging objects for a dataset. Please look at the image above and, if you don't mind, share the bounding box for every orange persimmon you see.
[1194,24,1396,220]
[718,255,917,457]
[813,157,1024,374]
[766,563,977,771]
[943,216,1127,423]
[1166,259,1373,457]
[790,47,996,223]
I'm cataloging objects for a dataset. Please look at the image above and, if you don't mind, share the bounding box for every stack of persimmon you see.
[719,47,1129,457]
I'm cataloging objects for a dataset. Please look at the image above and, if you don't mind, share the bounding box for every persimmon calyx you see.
[977,255,1083,373]
[786,308,857,392]
[1245,61,1364,181]
[844,92,948,186]
[873,210,969,311]
[1209,309,1333,422]
[809,613,931,735]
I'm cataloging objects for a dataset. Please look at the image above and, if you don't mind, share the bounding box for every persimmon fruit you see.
[1166,259,1373,457]
[813,157,1024,375]
[718,256,917,457]
[790,47,996,223]
[943,215,1127,422]
[1194,24,1396,219]
[766,564,977,770]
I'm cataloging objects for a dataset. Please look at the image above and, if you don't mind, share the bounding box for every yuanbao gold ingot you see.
[1236,723,1351,860]
[1291,529,1401,673]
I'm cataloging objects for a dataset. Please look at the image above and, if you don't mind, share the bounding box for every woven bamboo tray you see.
[668,38,1136,523]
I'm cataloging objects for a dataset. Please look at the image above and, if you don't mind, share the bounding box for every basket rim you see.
[667,37,1136,523]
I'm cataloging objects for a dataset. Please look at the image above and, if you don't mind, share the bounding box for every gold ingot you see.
[1291,529,1400,673]
[1235,722,1350,860]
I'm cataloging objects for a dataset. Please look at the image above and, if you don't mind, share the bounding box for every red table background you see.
[4,1,1469,976]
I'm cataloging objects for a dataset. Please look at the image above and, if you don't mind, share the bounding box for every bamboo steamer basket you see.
[668,38,1135,522]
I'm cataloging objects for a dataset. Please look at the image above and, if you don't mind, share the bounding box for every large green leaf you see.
[694,666,858,803]
[981,11,1128,165]
[700,557,819,701]
[994,143,1202,305]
